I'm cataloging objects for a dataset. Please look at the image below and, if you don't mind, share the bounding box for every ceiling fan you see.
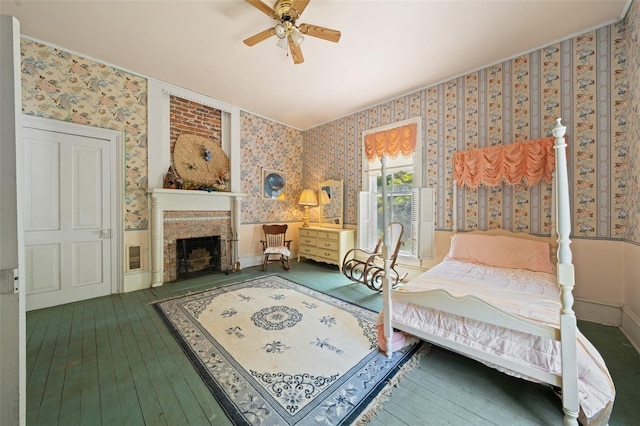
[243,0,341,64]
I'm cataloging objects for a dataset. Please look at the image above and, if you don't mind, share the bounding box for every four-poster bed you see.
[371,119,614,425]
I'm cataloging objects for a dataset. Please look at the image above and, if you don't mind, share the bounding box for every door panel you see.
[24,139,60,230]
[74,145,103,228]
[23,127,112,310]
[25,244,60,294]
[73,241,103,286]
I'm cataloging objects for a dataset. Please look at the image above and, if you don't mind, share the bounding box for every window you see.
[368,157,414,255]
[359,118,434,260]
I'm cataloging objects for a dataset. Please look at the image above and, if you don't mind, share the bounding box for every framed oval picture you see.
[262,169,286,200]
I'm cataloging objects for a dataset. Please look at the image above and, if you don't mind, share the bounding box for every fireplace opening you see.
[176,236,222,280]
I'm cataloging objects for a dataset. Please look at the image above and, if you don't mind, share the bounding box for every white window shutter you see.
[358,191,376,250]
[412,188,435,259]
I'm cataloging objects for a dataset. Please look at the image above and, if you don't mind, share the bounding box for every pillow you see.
[448,233,554,274]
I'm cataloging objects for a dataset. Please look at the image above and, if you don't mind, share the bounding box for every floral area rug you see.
[153,275,427,425]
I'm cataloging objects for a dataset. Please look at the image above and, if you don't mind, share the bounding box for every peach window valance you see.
[364,123,417,161]
[453,137,556,188]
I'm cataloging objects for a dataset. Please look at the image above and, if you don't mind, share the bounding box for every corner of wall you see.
[621,305,640,353]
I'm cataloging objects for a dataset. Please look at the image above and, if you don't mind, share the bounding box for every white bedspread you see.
[389,258,615,425]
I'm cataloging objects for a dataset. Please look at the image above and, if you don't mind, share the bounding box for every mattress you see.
[387,258,615,426]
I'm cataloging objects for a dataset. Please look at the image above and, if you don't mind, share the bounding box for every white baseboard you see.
[621,306,640,354]
[124,270,151,292]
[239,251,304,270]
[239,255,267,269]
[574,297,622,326]
[573,298,640,354]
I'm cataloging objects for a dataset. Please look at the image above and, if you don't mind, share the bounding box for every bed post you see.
[553,118,579,426]
[453,179,457,231]
[550,171,558,263]
[380,156,393,357]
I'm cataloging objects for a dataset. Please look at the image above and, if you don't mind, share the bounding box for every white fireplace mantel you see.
[150,189,246,287]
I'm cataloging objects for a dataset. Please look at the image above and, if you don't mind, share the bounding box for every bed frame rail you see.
[393,321,562,387]
[392,290,560,340]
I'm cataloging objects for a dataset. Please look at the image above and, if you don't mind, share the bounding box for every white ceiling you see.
[1,0,630,130]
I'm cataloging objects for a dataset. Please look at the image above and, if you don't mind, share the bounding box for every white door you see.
[1,14,26,426]
[23,125,115,310]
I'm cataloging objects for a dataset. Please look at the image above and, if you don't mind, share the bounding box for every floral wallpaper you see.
[304,15,638,243]
[626,0,640,243]
[18,40,305,229]
[20,39,149,231]
[240,112,304,224]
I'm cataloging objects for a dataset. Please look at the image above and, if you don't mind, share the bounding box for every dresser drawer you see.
[317,248,339,261]
[317,231,338,240]
[299,228,318,238]
[299,245,317,256]
[317,239,338,251]
[299,236,317,246]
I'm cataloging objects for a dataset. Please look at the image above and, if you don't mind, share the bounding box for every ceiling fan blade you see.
[243,27,277,46]
[288,36,304,64]
[245,0,278,19]
[298,23,341,43]
[291,0,310,18]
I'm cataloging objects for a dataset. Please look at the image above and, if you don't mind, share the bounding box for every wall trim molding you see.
[147,79,241,196]
[621,305,640,353]
[546,298,640,354]
[161,83,232,113]
[574,297,622,326]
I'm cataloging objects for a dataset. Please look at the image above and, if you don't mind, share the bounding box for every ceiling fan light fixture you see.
[291,27,304,46]
[277,36,288,49]
[274,23,286,38]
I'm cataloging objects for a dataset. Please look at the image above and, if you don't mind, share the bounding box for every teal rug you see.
[154,275,427,425]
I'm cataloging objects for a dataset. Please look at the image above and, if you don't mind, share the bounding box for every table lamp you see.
[298,189,317,227]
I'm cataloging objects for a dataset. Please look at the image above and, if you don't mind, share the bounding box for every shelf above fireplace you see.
[150,188,246,211]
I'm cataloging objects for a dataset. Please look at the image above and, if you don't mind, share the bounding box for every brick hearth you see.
[163,210,231,282]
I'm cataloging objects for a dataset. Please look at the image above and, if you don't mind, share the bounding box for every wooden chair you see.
[260,224,292,271]
[342,222,408,291]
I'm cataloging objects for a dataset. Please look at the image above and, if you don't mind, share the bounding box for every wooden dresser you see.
[298,226,355,273]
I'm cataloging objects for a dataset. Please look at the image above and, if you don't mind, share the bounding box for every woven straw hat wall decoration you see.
[173,134,230,191]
